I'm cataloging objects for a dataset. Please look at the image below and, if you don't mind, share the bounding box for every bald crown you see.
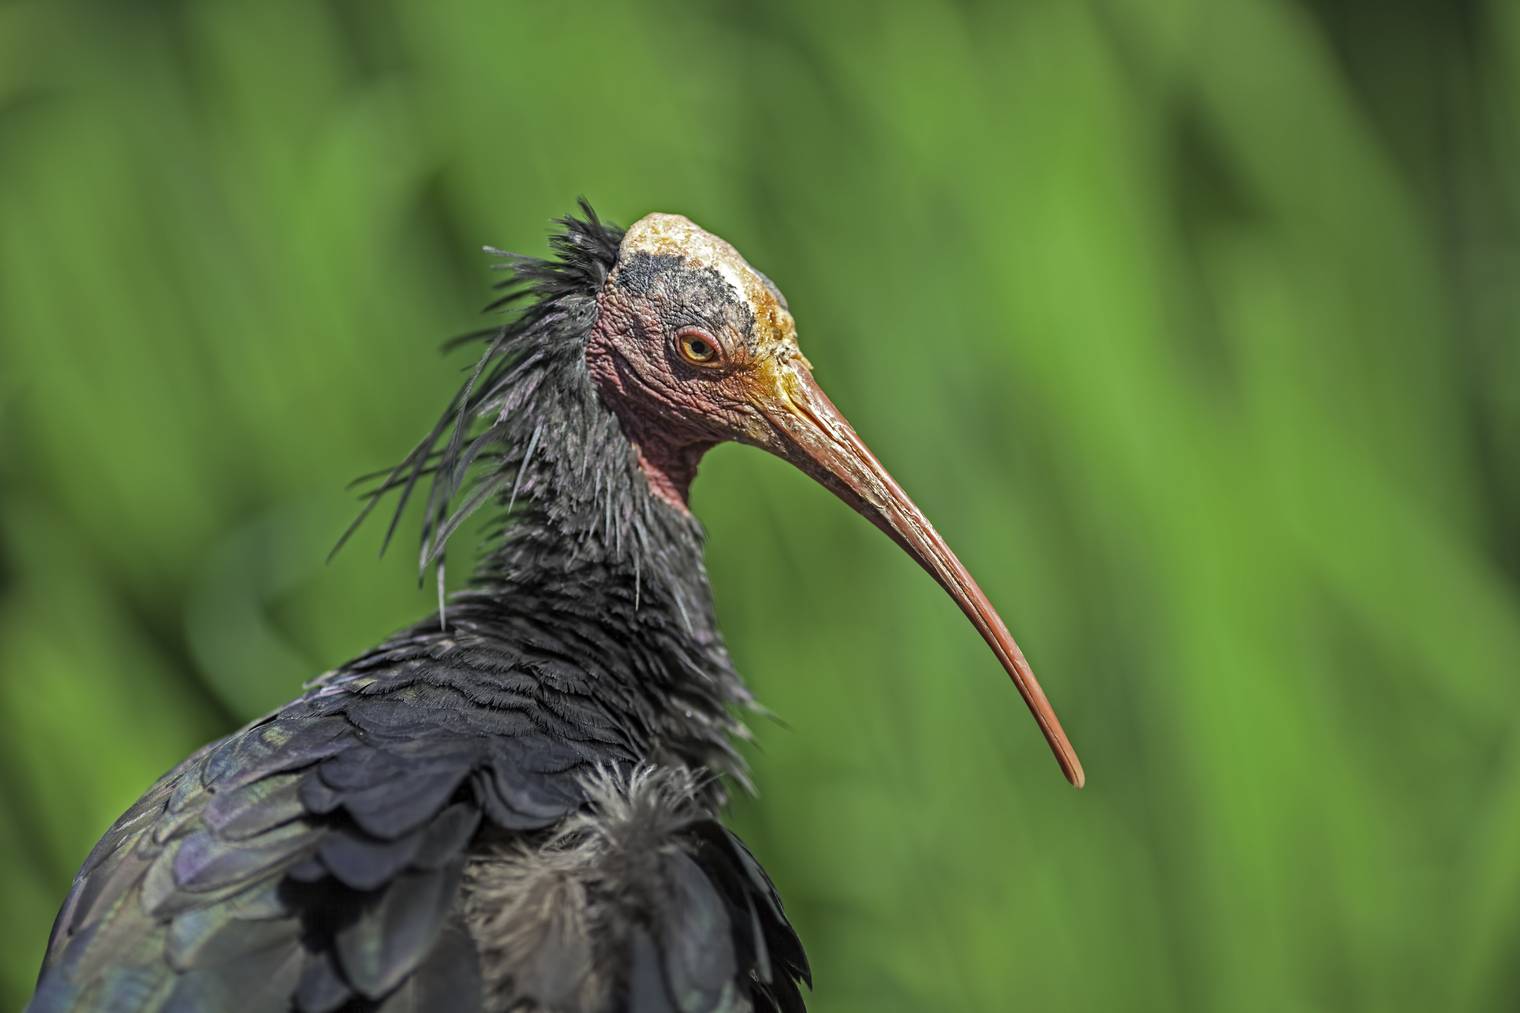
[619,213,799,356]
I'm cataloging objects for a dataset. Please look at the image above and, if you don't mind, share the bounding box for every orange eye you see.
[676,327,722,366]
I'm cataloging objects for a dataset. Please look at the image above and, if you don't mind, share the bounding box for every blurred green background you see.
[2,1,1518,1010]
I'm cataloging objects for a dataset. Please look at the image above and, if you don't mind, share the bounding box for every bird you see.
[29,201,1084,1013]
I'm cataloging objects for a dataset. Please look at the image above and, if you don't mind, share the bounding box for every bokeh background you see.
[2,1,1517,1010]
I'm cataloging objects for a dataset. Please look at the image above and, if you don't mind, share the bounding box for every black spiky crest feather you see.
[334,198,618,588]
[334,199,720,633]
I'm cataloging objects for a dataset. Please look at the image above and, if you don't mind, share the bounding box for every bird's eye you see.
[675,327,723,367]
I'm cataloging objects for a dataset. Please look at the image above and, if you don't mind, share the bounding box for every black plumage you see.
[32,203,806,1013]
[32,200,1082,1013]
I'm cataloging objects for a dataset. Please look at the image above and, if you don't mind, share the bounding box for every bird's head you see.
[586,213,1085,787]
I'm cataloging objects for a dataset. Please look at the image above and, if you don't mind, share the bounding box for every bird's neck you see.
[627,434,713,514]
[438,360,752,785]
[471,361,715,617]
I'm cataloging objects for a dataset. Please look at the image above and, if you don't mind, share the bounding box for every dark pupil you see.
[688,337,711,358]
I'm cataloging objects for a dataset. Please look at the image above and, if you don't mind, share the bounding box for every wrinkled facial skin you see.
[585,213,812,505]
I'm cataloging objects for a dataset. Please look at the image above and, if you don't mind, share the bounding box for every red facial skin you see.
[584,290,717,512]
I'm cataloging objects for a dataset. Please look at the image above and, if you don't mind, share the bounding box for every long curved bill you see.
[755,362,1085,788]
